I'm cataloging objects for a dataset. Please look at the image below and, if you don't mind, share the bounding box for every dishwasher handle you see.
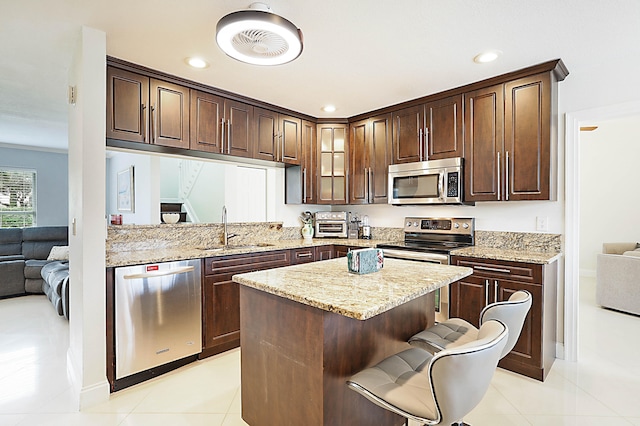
[123,265,195,280]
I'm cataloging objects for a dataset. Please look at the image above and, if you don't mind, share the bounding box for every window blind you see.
[0,168,36,228]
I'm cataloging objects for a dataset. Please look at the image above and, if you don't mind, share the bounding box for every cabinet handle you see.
[302,168,307,202]
[496,151,501,200]
[364,167,369,202]
[279,131,284,161]
[419,128,424,160]
[227,119,231,154]
[505,150,510,201]
[424,127,429,161]
[220,118,225,153]
[150,105,156,144]
[141,104,147,142]
[297,252,313,258]
[369,167,374,202]
[494,280,498,302]
[475,265,511,274]
[485,279,490,306]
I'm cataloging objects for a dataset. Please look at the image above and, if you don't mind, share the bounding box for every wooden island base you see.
[239,286,435,426]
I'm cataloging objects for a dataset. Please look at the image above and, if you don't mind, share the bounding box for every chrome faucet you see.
[222,205,237,246]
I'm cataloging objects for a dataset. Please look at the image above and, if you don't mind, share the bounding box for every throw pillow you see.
[622,250,640,258]
[47,246,69,261]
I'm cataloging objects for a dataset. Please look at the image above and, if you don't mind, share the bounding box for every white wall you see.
[579,114,640,275]
[106,151,156,225]
[332,200,563,233]
[0,146,68,226]
[188,161,225,223]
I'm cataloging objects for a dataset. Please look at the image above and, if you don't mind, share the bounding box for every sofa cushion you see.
[21,226,68,260]
[0,228,23,256]
[0,254,25,262]
[47,246,69,261]
[0,259,26,297]
[24,259,52,279]
[41,261,69,317]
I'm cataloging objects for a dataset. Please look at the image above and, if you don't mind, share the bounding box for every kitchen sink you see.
[226,243,275,249]
[198,243,275,251]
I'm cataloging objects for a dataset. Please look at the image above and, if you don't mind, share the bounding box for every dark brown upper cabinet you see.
[317,123,348,204]
[301,120,317,204]
[106,67,149,144]
[391,105,424,164]
[254,108,301,165]
[425,94,464,160]
[349,114,392,204]
[391,96,463,165]
[190,90,224,153]
[504,73,553,201]
[464,84,504,202]
[107,66,189,149]
[224,99,254,158]
[464,72,556,202]
[149,79,190,149]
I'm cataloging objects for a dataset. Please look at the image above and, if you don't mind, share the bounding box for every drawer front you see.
[205,250,290,276]
[290,247,316,264]
[451,256,543,283]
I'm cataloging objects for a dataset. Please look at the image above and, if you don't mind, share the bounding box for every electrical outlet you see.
[536,216,549,232]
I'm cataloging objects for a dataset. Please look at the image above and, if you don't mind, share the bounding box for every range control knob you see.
[413,221,419,227]
[406,221,412,227]
[453,223,460,229]
[462,223,469,229]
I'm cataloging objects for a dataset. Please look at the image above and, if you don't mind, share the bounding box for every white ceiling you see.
[1,0,639,151]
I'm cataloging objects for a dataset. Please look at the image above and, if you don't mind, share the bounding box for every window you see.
[0,168,36,228]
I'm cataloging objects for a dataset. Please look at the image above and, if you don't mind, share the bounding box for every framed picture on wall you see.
[117,166,135,213]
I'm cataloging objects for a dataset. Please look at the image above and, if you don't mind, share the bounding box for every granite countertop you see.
[232,257,473,320]
[451,246,561,264]
[105,238,384,268]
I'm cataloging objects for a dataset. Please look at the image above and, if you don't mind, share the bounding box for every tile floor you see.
[1,276,639,425]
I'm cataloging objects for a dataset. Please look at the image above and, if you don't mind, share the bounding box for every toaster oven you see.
[314,211,349,238]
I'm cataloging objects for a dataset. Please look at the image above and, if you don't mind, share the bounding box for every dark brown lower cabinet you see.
[334,245,359,258]
[315,245,334,261]
[200,250,290,359]
[449,255,557,381]
[290,246,316,264]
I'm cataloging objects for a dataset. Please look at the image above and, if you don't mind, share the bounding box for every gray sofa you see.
[0,226,69,299]
[41,261,70,319]
[596,242,640,316]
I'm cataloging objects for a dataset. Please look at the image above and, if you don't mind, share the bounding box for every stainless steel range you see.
[377,217,475,320]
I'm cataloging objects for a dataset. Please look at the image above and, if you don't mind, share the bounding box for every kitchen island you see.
[232,257,473,426]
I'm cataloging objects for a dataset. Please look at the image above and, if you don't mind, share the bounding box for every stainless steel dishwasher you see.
[114,259,202,379]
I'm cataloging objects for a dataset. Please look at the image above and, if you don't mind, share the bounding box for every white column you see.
[67,26,109,409]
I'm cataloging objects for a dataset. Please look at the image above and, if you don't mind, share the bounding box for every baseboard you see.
[79,380,110,410]
[66,348,110,410]
[556,342,565,360]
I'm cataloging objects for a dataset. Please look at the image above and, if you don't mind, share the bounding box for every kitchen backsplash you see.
[107,223,560,253]
[475,230,562,252]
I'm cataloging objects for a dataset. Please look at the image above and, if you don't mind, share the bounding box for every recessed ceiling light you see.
[187,57,209,68]
[216,3,304,66]
[322,105,336,113]
[473,50,502,64]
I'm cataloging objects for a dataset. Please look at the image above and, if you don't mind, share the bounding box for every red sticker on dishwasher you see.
[146,265,159,272]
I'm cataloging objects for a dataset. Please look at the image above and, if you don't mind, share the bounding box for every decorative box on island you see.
[347,248,384,274]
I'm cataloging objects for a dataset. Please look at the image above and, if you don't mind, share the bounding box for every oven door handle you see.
[381,249,448,263]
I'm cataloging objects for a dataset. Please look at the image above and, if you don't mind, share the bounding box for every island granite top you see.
[232,257,473,321]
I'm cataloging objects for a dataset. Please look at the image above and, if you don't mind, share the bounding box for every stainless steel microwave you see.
[388,157,471,205]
